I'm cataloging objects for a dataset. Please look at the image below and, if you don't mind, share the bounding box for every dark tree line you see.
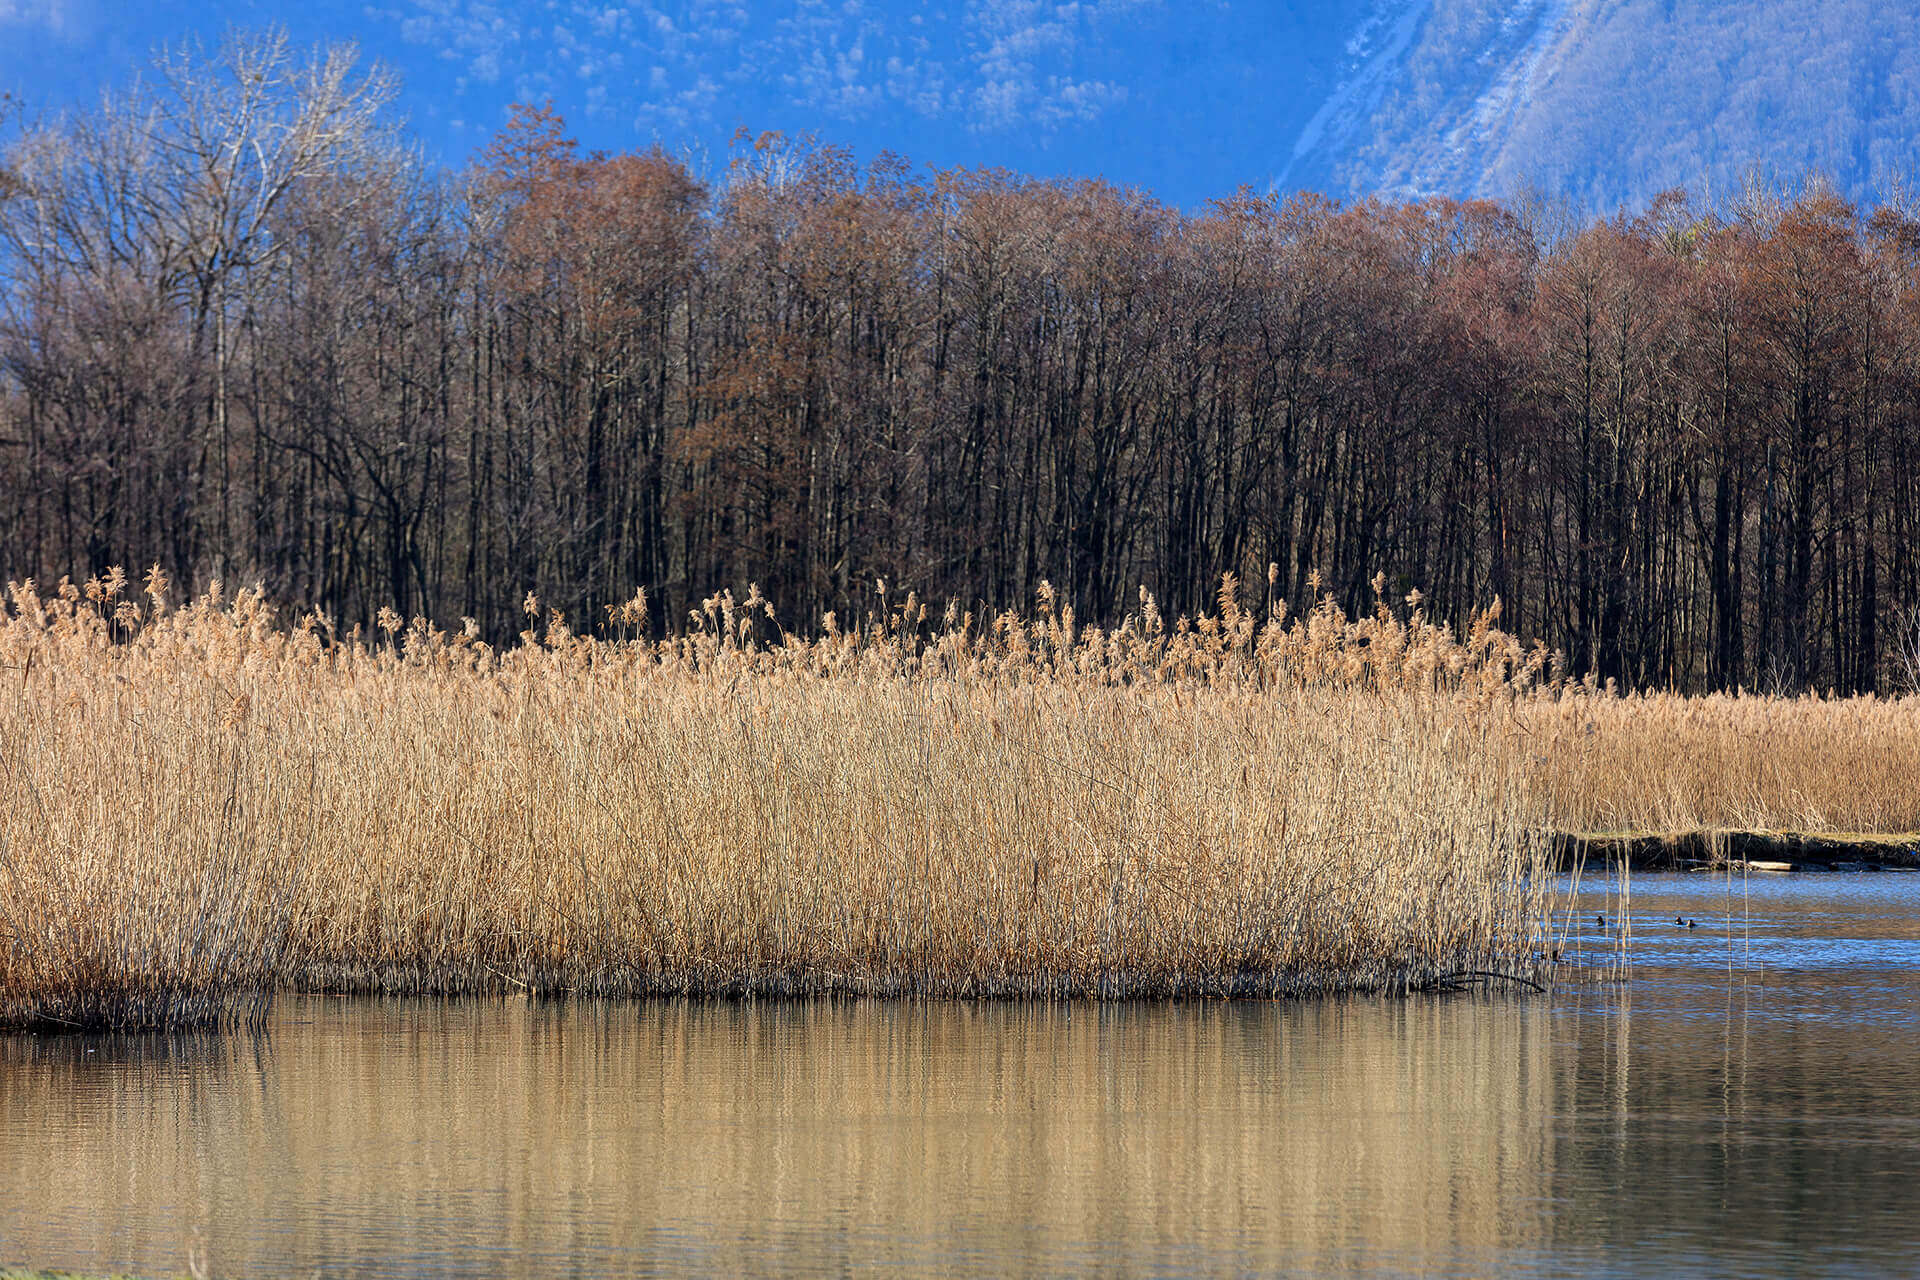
[5,34,1920,692]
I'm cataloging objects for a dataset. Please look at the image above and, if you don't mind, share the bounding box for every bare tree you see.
[0,27,397,553]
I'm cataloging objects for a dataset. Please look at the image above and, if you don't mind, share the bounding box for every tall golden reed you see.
[33,565,1914,1028]
[1521,691,1920,835]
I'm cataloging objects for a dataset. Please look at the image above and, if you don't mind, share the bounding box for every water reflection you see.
[3,875,1918,1278]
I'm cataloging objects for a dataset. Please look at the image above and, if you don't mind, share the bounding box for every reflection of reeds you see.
[0,570,1564,1028]
[0,997,1561,1277]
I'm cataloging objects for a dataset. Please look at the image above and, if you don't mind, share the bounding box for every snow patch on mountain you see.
[1283,0,1586,199]
[1277,0,1431,193]
[1409,0,1580,194]
[1281,0,1920,211]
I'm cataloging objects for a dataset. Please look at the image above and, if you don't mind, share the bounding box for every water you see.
[3,874,1918,1278]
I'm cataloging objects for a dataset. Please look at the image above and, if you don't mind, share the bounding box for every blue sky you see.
[0,0,1361,207]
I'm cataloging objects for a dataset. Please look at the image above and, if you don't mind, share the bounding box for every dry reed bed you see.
[13,569,1915,1029]
[1520,693,1920,835]
[0,572,1558,1029]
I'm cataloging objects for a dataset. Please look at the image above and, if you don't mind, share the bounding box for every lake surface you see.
[3,873,1918,1278]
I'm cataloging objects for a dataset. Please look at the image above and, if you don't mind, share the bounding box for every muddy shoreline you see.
[1552,831,1920,873]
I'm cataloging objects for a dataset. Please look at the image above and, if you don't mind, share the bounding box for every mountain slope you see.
[1285,0,1920,211]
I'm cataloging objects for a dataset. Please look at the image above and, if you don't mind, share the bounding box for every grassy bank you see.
[0,572,1563,1029]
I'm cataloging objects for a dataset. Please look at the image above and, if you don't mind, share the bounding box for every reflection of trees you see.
[1547,973,1920,1271]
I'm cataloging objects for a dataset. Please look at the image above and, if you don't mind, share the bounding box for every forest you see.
[4,33,1920,693]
